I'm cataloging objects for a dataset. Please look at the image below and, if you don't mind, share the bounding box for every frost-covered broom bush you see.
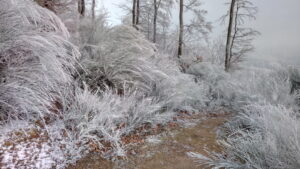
[78,14,110,59]
[0,0,85,168]
[79,24,164,93]
[73,21,210,159]
[190,104,300,169]
[62,85,176,158]
[228,64,296,107]
[0,3,210,166]
[0,0,78,124]
[149,57,210,111]
[187,62,229,109]
[78,19,209,112]
[188,63,297,110]
[186,62,300,168]
[220,104,300,169]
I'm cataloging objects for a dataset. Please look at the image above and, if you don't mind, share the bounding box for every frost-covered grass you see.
[222,104,300,169]
[188,63,297,109]
[78,17,209,112]
[0,0,78,123]
[63,86,175,157]
[187,62,300,169]
[2,1,299,169]
[0,1,209,168]
[0,0,82,168]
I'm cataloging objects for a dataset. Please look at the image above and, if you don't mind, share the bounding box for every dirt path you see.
[68,114,229,169]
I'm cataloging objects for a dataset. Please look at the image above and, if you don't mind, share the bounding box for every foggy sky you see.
[101,0,300,65]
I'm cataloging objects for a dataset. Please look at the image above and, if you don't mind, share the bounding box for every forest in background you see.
[0,0,300,168]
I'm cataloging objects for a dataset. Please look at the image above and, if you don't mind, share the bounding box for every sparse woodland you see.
[0,0,299,168]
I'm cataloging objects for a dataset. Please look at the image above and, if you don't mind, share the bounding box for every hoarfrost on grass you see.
[186,61,300,169]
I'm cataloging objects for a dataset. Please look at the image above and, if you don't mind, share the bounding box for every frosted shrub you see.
[0,0,82,168]
[187,62,231,109]
[152,71,210,111]
[79,21,209,112]
[213,104,300,169]
[187,62,300,168]
[188,62,297,110]
[0,0,78,123]
[63,86,174,157]
[229,65,295,107]
[290,67,300,97]
[78,14,110,56]
[0,2,212,167]
[79,24,166,93]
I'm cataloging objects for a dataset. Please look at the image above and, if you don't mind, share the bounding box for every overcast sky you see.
[100,0,300,65]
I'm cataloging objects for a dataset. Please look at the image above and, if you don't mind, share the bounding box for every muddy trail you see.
[68,113,230,169]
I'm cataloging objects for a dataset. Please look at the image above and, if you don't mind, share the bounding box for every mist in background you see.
[101,0,300,66]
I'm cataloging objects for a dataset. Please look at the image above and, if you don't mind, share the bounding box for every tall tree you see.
[136,0,140,26]
[132,0,140,29]
[153,0,157,42]
[177,0,184,58]
[91,0,95,19]
[223,0,259,71]
[225,0,236,71]
[177,0,211,59]
[132,0,137,26]
[78,0,85,17]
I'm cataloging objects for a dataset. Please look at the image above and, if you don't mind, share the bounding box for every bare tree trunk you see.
[225,0,236,71]
[229,3,239,63]
[78,0,85,17]
[136,0,140,26]
[177,0,184,59]
[132,0,137,26]
[153,0,158,43]
[91,0,95,19]
[132,0,140,30]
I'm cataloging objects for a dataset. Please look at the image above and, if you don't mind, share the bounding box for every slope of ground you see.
[68,113,230,169]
